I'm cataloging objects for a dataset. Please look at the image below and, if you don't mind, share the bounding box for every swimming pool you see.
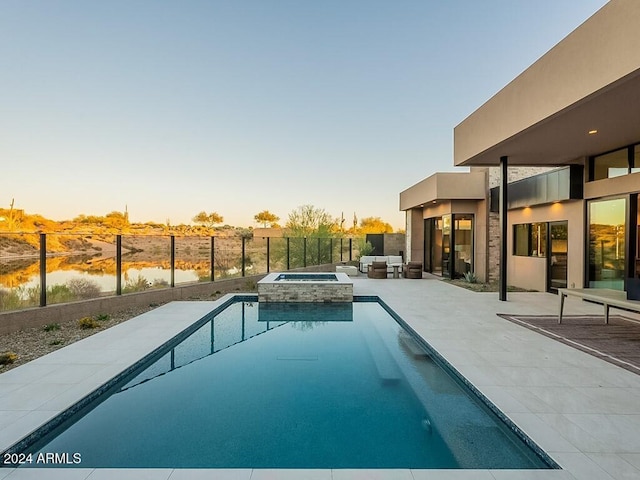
[5,296,554,469]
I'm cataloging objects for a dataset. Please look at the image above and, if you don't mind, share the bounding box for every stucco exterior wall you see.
[584,171,640,199]
[406,209,424,263]
[507,200,585,291]
[455,0,640,166]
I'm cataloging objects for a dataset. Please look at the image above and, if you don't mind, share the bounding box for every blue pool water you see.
[275,273,338,281]
[16,297,552,469]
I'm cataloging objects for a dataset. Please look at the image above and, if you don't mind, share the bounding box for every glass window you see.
[514,224,530,256]
[442,215,451,278]
[593,148,629,180]
[513,223,546,257]
[589,198,626,290]
[453,215,473,278]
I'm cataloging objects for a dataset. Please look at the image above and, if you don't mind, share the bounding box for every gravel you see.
[0,292,227,373]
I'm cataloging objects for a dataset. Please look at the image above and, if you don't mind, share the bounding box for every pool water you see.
[275,273,338,281]
[21,298,551,469]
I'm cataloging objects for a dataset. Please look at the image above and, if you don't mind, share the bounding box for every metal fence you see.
[0,233,362,311]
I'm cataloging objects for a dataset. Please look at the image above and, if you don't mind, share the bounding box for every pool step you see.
[399,331,429,358]
[361,324,403,385]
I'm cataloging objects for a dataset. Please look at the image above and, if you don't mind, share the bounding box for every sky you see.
[1,0,610,230]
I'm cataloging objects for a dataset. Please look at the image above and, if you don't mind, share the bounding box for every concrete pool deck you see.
[1,276,639,479]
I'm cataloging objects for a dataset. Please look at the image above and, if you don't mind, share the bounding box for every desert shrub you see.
[78,317,99,329]
[46,284,75,304]
[95,313,110,321]
[0,288,22,311]
[0,352,18,365]
[49,339,63,346]
[43,323,61,332]
[22,286,41,307]
[152,278,169,288]
[355,239,374,260]
[66,278,101,299]
[122,275,151,293]
[463,271,478,284]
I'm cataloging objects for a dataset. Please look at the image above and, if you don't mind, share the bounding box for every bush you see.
[78,317,99,329]
[95,313,110,321]
[463,271,478,284]
[122,275,151,293]
[0,288,22,311]
[0,352,18,365]
[46,284,75,304]
[43,323,61,332]
[355,239,374,260]
[66,278,101,299]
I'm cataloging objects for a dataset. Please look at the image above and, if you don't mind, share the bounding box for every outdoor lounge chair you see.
[367,261,388,279]
[404,262,422,279]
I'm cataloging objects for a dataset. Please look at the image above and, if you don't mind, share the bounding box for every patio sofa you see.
[359,255,404,273]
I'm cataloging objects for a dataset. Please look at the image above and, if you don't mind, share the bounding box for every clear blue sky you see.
[1,0,609,230]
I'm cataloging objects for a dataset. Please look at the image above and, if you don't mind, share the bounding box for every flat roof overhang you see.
[454,0,640,167]
[399,171,486,211]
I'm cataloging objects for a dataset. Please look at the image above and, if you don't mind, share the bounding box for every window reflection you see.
[454,215,473,277]
[593,148,629,180]
[589,198,626,290]
[513,223,547,257]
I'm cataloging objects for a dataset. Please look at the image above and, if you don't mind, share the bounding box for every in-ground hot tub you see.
[258,272,353,302]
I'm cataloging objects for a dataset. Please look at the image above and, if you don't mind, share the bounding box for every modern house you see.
[401,0,640,296]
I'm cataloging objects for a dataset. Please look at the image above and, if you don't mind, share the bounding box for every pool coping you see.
[1,280,639,479]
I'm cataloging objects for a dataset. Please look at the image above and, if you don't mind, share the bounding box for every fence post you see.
[116,235,122,295]
[39,233,46,307]
[303,237,307,267]
[340,238,343,262]
[211,236,215,282]
[170,235,175,287]
[349,238,353,262]
[286,238,290,270]
[266,237,270,273]
[241,236,246,277]
[330,238,333,264]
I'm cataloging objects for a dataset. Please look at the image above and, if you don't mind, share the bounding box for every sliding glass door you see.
[548,221,568,292]
[588,198,626,290]
[424,214,473,278]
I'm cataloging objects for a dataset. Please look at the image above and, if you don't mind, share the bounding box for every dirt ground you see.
[0,289,228,373]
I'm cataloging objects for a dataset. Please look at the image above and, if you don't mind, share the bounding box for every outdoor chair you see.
[367,261,388,279]
[404,261,423,279]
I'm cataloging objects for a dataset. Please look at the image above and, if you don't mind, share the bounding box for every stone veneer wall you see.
[258,283,353,303]
[382,233,406,258]
[484,166,555,282]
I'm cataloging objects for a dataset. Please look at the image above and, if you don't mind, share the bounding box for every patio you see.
[1,275,639,479]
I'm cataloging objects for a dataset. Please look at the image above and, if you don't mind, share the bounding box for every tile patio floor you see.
[1,275,639,479]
